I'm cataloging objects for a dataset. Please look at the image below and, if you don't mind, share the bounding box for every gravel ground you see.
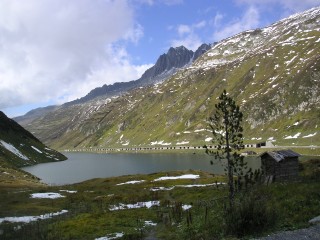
[144,223,320,239]
[257,224,320,240]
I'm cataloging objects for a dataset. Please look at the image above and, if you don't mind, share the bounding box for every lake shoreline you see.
[21,152,261,185]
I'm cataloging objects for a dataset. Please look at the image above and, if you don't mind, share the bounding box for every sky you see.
[0,0,319,117]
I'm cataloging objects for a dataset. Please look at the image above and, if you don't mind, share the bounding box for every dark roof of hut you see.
[260,149,301,162]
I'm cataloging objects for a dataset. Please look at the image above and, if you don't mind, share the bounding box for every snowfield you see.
[284,132,301,139]
[182,205,192,211]
[95,232,124,240]
[153,174,200,181]
[31,146,42,153]
[30,192,65,199]
[0,140,29,160]
[302,132,317,138]
[109,201,160,211]
[150,182,225,191]
[150,140,172,146]
[0,210,68,224]
[144,220,157,226]
[116,180,146,186]
[176,141,189,145]
[59,190,77,193]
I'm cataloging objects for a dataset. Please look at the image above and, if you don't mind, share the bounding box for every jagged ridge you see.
[66,44,211,105]
[15,44,211,126]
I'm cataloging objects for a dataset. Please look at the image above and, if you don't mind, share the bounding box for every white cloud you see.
[137,0,155,5]
[58,46,153,103]
[213,13,224,27]
[0,0,149,110]
[194,20,206,29]
[171,34,203,51]
[212,6,260,41]
[137,0,183,6]
[170,21,207,50]
[163,0,184,5]
[177,25,192,35]
[125,23,145,44]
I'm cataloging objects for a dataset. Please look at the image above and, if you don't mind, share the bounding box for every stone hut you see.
[260,149,300,182]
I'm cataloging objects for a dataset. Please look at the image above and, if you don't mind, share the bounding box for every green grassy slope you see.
[0,158,319,239]
[0,111,67,168]
[19,7,320,151]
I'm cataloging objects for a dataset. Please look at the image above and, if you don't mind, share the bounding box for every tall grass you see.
[224,189,278,237]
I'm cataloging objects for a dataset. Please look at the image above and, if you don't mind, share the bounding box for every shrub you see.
[224,189,278,238]
[300,159,320,180]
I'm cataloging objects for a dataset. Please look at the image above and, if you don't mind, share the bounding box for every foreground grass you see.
[0,159,319,239]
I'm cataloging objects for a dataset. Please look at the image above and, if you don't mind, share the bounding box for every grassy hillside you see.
[18,7,320,151]
[0,158,319,239]
[0,111,67,168]
[0,155,44,188]
[0,111,67,187]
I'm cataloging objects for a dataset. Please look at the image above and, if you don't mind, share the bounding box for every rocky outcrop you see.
[193,43,212,61]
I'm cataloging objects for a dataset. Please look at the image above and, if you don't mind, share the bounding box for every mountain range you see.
[15,43,211,126]
[68,44,212,105]
[15,7,320,151]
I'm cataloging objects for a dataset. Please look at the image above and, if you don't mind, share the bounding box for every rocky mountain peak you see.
[193,43,212,61]
[65,44,211,106]
[149,45,194,76]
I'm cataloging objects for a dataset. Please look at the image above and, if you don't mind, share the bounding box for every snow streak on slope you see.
[0,140,29,160]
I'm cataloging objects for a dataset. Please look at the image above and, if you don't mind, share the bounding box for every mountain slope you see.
[14,105,59,126]
[0,111,67,168]
[17,7,320,151]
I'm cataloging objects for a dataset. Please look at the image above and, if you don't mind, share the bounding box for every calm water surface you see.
[22,152,261,185]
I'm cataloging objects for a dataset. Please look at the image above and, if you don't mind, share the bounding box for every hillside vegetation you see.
[0,111,67,187]
[17,7,320,151]
[0,158,319,239]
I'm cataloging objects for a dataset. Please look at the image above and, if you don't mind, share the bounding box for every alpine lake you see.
[22,152,261,185]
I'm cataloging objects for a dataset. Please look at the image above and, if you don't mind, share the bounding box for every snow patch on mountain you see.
[150,140,171,146]
[302,132,317,138]
[284,132,301,139]
[116,180,146,186]
[31,146,42,153]
[177,141,189,145]
[0,140,29,160]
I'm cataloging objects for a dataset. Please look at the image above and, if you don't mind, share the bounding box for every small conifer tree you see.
[206,90,248,207]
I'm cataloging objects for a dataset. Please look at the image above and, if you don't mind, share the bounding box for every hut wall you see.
[274,157,299,181]
[261,156,299,181]
[261,156,276,176]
